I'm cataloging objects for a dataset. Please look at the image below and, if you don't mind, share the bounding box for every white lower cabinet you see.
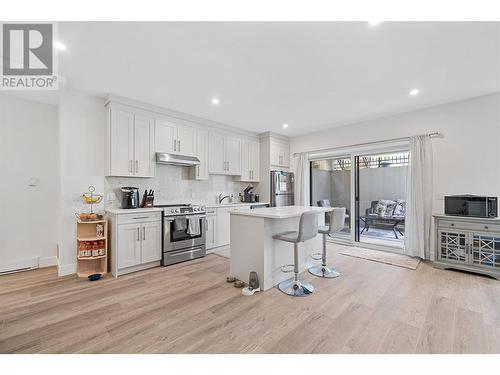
[108,210,162,277]
[116,223,142,269]
[215,207,232,247]
[141,221,162,263]
[206,212,217,250]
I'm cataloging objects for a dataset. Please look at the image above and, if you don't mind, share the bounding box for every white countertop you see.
[230,205,331,219]
[105,207,163,215]
[205,202,269,209]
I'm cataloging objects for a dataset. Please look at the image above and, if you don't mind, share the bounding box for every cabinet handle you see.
[450,223,454,226]
[178,140,181,152]
[485,226,489,230]
[143,226,146,240]
[129,160,133,173]
[173,139,176,152]
[137,227,140,241]
[135,160,139,173]
[132,216,149,220]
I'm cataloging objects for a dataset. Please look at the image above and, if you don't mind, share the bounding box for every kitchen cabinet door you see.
[280,143,290,168]
[195,128,209,180]
[225,136,241,175]
[239,140,250,181]
[270,140,281,166]
[216,207,231,246]
[117,223,142,269]
[134,114,155,177]
[141,221,162,263]
[206,215,217,249]
[155,119,176,154]
[176,124,196,156]
[209,132,226,174]
[109,108,134,176]
[249,140,260,181]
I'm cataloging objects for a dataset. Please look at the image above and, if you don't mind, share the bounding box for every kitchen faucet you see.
[218,193,230,204]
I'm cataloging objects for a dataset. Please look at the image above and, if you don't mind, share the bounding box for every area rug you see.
[339,247,420,270]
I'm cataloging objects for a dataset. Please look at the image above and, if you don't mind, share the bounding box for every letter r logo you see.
[2,24,53,75]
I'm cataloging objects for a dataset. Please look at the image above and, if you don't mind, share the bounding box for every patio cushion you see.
[375,199,396,217]
[393,199,406,216]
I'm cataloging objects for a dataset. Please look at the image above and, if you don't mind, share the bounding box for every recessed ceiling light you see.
[53,41,67,51]
[367,21,382,26]
[211,98,219,105]
[409,89,420,96]
[282,123,289,129]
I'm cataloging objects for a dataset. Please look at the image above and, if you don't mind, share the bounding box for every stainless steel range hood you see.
[156,152,200,166]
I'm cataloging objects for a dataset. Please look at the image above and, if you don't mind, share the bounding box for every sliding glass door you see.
[310,149,409,252]
[310,157,351,240]
[354,151,408,249]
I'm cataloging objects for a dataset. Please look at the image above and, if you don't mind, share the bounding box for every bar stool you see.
[273,211,319,297]
[309,207,346,278]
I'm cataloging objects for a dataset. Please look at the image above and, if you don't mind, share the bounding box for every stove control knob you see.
[175,209,180,213]
[194,207,199,211]
[171,209,176,213]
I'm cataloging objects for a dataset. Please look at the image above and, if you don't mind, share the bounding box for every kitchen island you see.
[229,206,331,291]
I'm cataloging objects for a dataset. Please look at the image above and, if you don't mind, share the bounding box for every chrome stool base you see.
[308,264,340,278]
[278,278,315,297]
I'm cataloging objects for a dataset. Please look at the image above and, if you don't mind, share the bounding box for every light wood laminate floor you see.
[1,244,499,354]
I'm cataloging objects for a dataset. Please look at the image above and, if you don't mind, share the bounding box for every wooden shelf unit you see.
[76,220,108,278]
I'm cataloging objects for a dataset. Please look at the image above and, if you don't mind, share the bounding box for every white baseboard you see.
[0,257,38,274]
[39,256,58,268]
[58,262,77,276]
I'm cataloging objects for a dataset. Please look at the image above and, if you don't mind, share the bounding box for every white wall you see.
[0,94,59,272]
[58,90,106,275]
[291,93,500,214]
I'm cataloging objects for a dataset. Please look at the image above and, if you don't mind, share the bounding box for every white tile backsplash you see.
[105,164,256,208]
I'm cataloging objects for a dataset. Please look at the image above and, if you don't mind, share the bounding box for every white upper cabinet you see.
[208,132,241,176]
[195,128,209,180]
[225,136,241,175]
[109,108,134,177]
[176,124,196,157]
[134,114,155,177]
[155,120,196,157]
[155,120,176,154]
[106,105,155,178]
[238,139,260,182]
[270,140,290,168]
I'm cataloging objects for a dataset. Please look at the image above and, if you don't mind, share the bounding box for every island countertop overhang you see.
[229,205,332,219]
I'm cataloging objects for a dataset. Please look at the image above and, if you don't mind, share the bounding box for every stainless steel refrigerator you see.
[270,171,295,207]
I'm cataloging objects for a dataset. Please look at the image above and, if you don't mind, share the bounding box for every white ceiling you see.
[56,22,500,136]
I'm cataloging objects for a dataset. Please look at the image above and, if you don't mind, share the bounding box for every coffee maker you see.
[121,187,140,209]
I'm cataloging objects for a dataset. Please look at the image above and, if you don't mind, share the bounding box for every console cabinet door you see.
[117,223,142,269]
[109,108,134,176]
[437,229,468,264]
[141,221,162,263]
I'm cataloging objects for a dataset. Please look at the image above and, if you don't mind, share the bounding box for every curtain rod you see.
[293,131,443,157]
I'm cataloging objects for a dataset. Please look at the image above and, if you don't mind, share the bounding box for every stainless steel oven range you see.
[155,204,207,266]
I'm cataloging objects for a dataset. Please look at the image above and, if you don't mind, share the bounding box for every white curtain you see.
[295,152,310,206]
[404,135,433,259]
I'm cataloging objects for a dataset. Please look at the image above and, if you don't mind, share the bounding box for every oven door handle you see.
[165,215,206,222]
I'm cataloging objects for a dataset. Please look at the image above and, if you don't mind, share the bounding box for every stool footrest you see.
[311,252,323,261]
[280,264,295,273]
